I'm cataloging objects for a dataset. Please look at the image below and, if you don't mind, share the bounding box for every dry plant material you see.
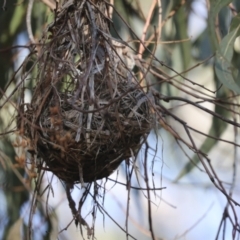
[18,0,157,185]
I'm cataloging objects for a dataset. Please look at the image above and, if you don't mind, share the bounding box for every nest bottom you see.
[25,78,154,184]
[38,131,146,183]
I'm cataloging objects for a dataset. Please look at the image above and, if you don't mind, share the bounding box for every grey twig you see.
[26,0,36,44]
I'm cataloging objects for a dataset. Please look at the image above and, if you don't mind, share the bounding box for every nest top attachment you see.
[20,0,156,184]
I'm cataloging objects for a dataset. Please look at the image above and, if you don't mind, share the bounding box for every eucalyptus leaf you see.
[175,0,233,181]
[174,1,191,71]
[209,0,232,50]
[9,2,25,36]
[230,15,240,32]
[215,21,240,92]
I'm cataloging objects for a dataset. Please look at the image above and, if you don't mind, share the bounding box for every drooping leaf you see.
[173,1,191,71]
[175,0,233,181]
[215,23,240,93]
[208,0,232,50]
[9,3,25,37]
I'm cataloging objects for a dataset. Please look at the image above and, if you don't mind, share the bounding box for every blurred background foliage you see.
[1,0,240,239]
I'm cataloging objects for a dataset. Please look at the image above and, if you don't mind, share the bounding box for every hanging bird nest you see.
[18,0,157,184]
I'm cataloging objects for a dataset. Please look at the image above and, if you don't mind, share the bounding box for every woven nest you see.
[19,0,156,184]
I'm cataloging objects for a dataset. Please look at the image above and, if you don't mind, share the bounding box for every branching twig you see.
[66,184,92,237]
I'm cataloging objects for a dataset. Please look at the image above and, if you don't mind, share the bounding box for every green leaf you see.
[9,2,25,37]
[174,1,191,71]
[215,24,240,93]
[230,13,240,32]
[208,0,232,50]
[175,0,234,181]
